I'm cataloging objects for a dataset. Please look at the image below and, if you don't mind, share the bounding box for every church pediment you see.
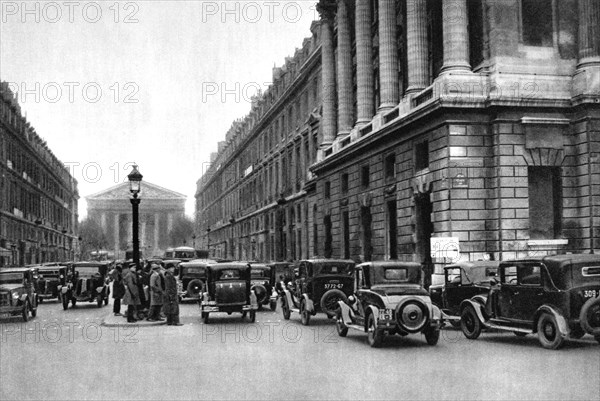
[86,181,186,201]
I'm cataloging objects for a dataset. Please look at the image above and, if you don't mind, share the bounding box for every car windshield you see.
[315,263,353,276]
[39,270,60,278]
[0,273,23,284]
[216,269,241,280]
[384,268,408,281]
[251,269,269,279]
[75,267,101,276]
[174,251,195,259]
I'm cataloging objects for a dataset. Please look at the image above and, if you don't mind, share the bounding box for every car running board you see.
[483,321,530,334]
[345,323,364,332]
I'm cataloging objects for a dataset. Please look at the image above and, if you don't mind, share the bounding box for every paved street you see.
[1,299,598,401]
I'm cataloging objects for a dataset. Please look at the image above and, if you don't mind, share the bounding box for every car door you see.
[353,266,367,324]
[443,267,462,311]
[496,264,518,319]
[511,263,545,322]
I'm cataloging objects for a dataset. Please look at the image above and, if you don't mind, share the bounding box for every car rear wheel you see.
[97,294,103,307]
[249,310,256,323]
[269,300,277,311]
[187,280,204,298]
[425,328,440,346]
[71,298,76,307]
[202,312,209,324]
[62,296,69,310]
[537,313,565,350]
[336,311,348,337]
[281,297,291,320]
[31,301,37,318]
[22,300,30,322]
[580,296,600,336]
[320,289,347,318]
[461,305,481,340]
[300,299,310,326]
[595,334,600,345]
[367,314,383,348]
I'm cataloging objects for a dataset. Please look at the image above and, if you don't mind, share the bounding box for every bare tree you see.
[78,217,108,259]
[168,215,195,247]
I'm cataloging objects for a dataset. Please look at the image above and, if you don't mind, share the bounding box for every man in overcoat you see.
[148,264,165,321]
[163,263,182,326]
[110,264,125,316]
[122,264,141,323]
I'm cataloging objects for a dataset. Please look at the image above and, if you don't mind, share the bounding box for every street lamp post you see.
[128,165,143,269]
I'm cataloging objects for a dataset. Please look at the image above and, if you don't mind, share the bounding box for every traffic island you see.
[101,312,168,327]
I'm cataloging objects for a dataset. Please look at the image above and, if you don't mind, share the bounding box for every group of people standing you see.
[110,261,182,325]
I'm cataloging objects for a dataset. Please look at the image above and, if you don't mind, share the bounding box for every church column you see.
[441,0,471,73]
[141,216,147,251]
[378,0,399,112]
[154,214,160,252]
[100,212,107,231]
[577,0,600,67]
[355,0,375,126]
[336,0,354,136]
[113,213,119,258]
[317,0,337,146]
[167,213,173,235]
[406,0,429,93]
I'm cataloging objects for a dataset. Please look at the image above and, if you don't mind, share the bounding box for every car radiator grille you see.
[0,293,10,307]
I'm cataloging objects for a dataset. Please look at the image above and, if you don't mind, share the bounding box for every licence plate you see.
[324,283,343,290]
[0,313,10,318]
[583,289,599,299]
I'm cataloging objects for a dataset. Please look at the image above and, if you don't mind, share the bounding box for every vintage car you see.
[460,254,600,349]
[178,259,213,301]
[35,264,69,302]
[281,259,355,325]
[269,262,295,311]
[336,261,441,347]
[0,267,38,321]
[200,262,258,323]
[249,263,274,310]
[62,261,110,309]
[429,261,498,327]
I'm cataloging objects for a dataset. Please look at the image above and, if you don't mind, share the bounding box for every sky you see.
[1,0,318,219]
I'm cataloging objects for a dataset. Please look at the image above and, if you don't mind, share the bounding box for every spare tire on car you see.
[580,296,600,336]
[251,284,268,305]
[187,280,204,298]
[320,289,348,318]
[395,299,429,333]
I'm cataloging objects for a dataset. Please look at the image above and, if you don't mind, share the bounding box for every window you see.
[361,165,370,188]
[519,264,541,286]
[342,210,350,259]
[502,265,518,285]
[385,268,408,281]
[528,167,562,239]
[387,200,397,259]
[415,141,429,170]
[341,173,349,193]
[324,181,331,199]
[522,0,553,46]
[384,153,395,179]
[324,215,332,258]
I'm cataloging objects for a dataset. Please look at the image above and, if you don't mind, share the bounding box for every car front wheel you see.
[202,312,209,324]
[424,328,440,346]
[367,313,383,347]
[336,311,348,337]
[281,297,291,320]
[300,299,310,326]
[537,313,565,350]
[22,300,30,322]
[249,310,256,323]
[461,305,481,340]
[62,296,69,310]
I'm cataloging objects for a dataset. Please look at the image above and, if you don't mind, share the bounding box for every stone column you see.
[113,213,119,258]
[355,0,375,126]
[127,215,132,247]
[441,0,471,73]
[336,0,354,135]
[317,1,337,145]
[406,0,429,93]
[378,0,399,112]
[141,218,147,249]
[167,213,173,234]
[154,214,160,252]
[100,213,107,231]
[577,0,600,67]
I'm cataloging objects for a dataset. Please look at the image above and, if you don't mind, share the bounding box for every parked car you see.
[62,261,110,309]
[249,263,273,309]
[0,267,38,321]
[200,262,258,323]
[178,259,213,301]
[35,264,69,302]
[460,254,600,349]
[269,262,294,311]
[336,261,441,347]
[281,259,355,325]
[429,261,498,327]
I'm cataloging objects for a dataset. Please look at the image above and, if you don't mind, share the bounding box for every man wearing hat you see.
[163,263,182,326]
[122,264,141,323]
[148,263,165,321]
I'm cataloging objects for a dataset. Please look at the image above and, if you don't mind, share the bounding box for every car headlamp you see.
[12,292,20,299]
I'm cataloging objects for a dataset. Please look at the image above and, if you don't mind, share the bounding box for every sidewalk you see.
[101,312,168,327]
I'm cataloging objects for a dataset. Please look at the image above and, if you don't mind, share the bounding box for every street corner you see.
[101,312,168,328]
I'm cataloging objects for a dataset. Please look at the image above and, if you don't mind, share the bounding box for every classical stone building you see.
[196,0,600,272]
[87,182,186,259]
[0,82,79,266]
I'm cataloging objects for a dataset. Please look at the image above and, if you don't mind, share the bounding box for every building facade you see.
[86,182,186,259]
[196,0,600,272]
[0,82,79,266]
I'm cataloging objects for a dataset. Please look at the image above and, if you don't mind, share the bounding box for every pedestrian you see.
[122,264,141,323]
[137,265,150,318]
[148,263,165,321]
[110,264,125,316]
[163,263,182,326]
